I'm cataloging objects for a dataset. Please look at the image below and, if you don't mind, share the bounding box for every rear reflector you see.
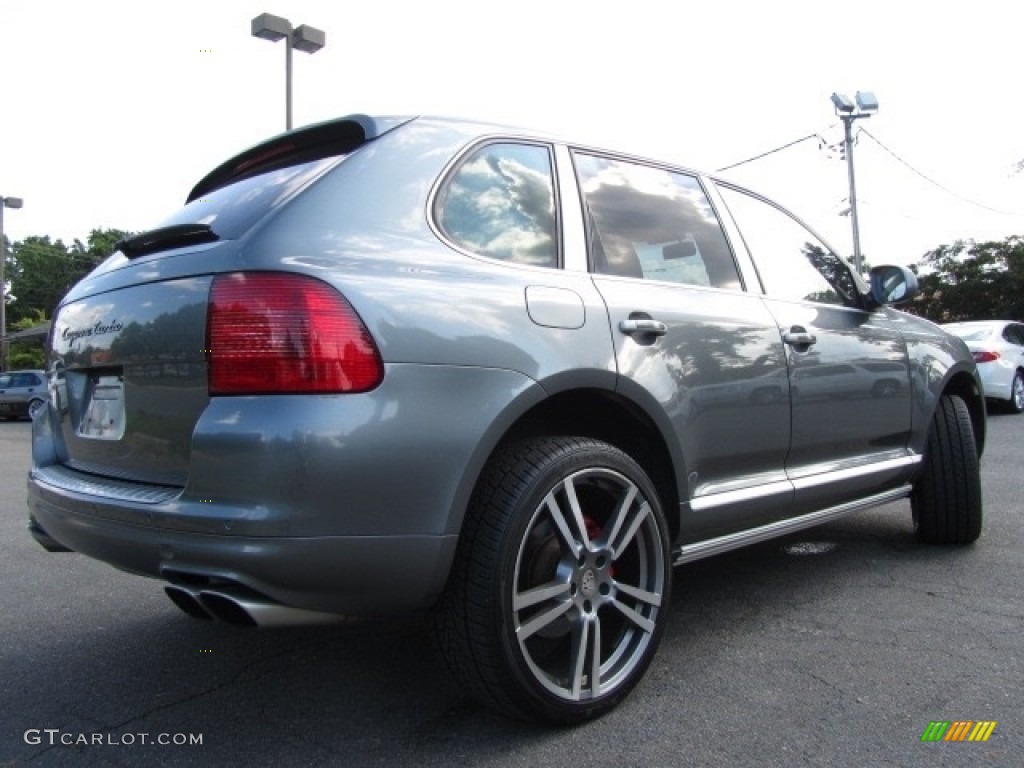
[972,350,1000,363]
[207,272,383,395]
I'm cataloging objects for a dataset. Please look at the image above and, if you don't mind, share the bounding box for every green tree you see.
[906,235,1024,322]
[7,310,47,369]
[5,228,131,324]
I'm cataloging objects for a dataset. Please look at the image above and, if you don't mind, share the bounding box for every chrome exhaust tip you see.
[164,585,213,620]
[162,577,346,628]
[197,589,347,628]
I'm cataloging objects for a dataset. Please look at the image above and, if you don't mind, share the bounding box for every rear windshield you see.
[153,155,340,240]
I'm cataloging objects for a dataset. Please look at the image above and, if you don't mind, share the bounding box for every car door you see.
[715,184,917,513]
[572,151,792,541]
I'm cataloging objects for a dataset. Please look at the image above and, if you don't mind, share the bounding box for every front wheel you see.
[433,437,671,724]
[911,394,982,544]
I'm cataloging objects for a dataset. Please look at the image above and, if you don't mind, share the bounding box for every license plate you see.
[79,374,126,440]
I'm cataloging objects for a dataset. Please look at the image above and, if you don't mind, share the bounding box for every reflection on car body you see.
[25,114,986,724]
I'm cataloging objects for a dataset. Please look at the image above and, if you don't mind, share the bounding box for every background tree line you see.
[2,228,1021,369]
[905,235,1024,323]
[3,228,131,368]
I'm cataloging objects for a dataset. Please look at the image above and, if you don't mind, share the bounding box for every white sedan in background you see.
[943,320,1024,413]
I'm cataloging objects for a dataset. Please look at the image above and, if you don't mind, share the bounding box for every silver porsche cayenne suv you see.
[27,114,985,724]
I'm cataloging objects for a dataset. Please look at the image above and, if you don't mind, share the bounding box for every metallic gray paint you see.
[27,114,985,619]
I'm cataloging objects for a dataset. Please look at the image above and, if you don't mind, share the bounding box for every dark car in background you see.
[26,114,985,723]
[0,369,46,420]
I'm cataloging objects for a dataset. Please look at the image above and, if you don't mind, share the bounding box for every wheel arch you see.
[453,387,683,545]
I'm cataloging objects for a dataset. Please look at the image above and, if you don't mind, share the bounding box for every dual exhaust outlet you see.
[164,584,346,628]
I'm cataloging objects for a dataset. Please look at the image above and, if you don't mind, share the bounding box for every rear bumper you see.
[27,478,457,616]
[977,362,1013,401]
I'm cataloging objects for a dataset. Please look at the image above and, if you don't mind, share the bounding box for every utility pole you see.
[830,91,878,274]
[0,194,24,372]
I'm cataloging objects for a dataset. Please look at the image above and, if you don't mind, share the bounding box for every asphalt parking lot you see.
[1,414,1020,767]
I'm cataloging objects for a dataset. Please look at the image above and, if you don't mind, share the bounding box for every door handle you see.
[782,328,817,347]
[619,319,668,337]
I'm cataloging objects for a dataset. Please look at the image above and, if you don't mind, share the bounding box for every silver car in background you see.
[26,114,985,724]
[0,369,46,420]
[943,320,1024,413]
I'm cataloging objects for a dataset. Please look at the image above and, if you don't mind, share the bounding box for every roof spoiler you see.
[186,114,414,203]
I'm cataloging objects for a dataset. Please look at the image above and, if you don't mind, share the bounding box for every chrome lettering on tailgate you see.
[79,374,126,440]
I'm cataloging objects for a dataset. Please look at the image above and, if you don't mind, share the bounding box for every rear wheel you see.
[27,398,46,420]
[911,394,982,544]
[1006,371,1024,414]
[433,437,671,724]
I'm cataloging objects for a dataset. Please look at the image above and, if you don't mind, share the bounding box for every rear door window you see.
[435,142,558,268]
[572,153,741,290]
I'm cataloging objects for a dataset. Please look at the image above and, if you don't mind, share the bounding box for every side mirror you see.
[868,265,918,306]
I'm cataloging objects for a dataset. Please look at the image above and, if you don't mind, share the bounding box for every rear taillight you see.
[972,350,1000,363]
[207,272,383,395]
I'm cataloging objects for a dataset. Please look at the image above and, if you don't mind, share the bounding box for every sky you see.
[2,0,1023,268]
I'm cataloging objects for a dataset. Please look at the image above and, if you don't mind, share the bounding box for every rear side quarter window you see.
[434,142,558,268]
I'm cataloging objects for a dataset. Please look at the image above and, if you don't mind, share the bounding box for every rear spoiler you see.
[186,114,415,203]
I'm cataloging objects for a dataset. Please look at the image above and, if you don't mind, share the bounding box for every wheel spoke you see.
[610,500,650,559]
[590,615,602,697]
[568,615,590,700]
[602,484,638,549]
[544,493,583,559]
[562,476,592,550]
[614,580,662,608]
[513,579,571,612]
[611,597,656,634]
[517,596,573,641]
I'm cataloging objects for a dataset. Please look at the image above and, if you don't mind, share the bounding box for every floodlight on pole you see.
[831,90,878,274]
[1,195,25,372]
[251,13,326,131]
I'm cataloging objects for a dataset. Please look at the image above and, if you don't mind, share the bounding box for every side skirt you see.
[672,485,912,566]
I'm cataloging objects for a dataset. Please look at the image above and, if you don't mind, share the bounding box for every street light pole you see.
[841,115,863,274]
[285,28,293,131]
[251,13,326,131]
[831,91,878,274]
[1,194,24,372]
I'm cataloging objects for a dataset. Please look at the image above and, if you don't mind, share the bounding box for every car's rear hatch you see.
[42,114,410,487]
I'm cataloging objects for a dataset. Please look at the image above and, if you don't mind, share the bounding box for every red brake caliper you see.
[584,516,614,577]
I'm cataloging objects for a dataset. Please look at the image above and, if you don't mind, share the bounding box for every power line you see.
[858,128,1021,216]
[715,132,827,172]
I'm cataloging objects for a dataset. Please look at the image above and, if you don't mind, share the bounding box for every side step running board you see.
[673,485,912,565]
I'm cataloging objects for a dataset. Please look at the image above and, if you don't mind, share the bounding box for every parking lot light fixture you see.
[251,13,326,131]
[1,195,25,372]
[831,91,879,274]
